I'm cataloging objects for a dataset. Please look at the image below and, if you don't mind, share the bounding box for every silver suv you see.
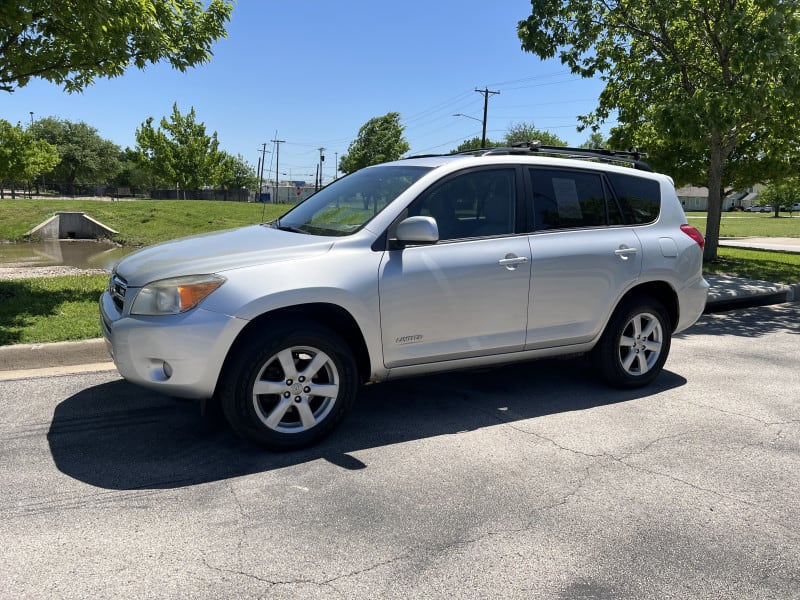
[100,145,708,450]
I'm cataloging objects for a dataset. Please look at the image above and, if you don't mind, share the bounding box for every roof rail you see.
[457,141,653,172]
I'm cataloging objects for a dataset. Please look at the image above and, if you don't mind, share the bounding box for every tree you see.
[504,122,567,147]
[339,112,410,175]
[580,132,607,149]
[135,103,223,191]
[451,136,502,153]
[114,147,160,190]
[450,137,498,154]
[758,181,800,217]
[0,119,59,198]
[0,0,233,93]
[216,152,258,191]
[518,0,800,261]
[30,117,122,190]
[451,124,565,153]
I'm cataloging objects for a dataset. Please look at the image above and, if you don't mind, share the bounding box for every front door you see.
[378,167,531,368]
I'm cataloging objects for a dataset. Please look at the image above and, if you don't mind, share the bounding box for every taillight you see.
[680,224,705,250]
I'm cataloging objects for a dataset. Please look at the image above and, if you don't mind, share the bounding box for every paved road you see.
[1,304,798,599]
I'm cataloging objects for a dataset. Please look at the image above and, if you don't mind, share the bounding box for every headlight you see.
[130,274,226,316]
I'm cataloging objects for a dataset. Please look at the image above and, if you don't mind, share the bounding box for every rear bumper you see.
[675,275,709,333]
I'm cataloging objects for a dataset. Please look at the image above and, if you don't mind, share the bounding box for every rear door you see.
[524,167,643,349]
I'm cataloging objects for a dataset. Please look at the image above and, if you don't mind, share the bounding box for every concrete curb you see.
[0,338,111,372]
[704,274,796,312]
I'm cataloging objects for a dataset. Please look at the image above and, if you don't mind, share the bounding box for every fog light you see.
[162,361,173,379]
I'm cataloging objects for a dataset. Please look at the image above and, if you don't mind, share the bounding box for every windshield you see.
[275,165,432,236]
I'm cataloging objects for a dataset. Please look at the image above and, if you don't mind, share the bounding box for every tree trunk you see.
[703,134,726,262]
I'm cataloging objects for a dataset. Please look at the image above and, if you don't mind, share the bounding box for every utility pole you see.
[334,152,338,180]
[271,137,285,203]
[475,87,500,148]
[317,147,325,190]
[257,143,269,201]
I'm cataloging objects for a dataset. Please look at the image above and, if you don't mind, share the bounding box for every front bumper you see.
[100,291,248,399]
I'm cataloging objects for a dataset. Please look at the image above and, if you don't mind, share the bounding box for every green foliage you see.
[113,147,158,189]
[518,0,800,261]
[339,112,410,174]
[216,152,258,190]
[0,0,233,93]
[451,137,503,153]
[0,119,59,195]
[30,117,121,186]
[135,103,223,190]
[451,124,566,154]
[580,132,607,149]
[504,122,567,147]
[758,181,800,215]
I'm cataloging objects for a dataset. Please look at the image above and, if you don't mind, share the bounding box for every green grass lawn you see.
[0,198,290,246]
[685,211,800,238]
[707,247,800,284]
[0,274,108,345]
[685,212,799,282]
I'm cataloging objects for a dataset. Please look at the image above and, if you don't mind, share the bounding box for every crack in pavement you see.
[463,397,800,539]
[688,401,800,428]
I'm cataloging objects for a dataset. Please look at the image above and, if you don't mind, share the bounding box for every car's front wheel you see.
[219,320,358,450]
[594,297,672,388]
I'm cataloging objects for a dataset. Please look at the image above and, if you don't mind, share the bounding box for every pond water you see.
[0,240,135,271]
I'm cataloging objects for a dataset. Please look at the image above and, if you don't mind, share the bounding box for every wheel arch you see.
[617,281,679,331]
[215,303,372,395]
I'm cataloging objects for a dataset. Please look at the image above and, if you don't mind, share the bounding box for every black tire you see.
[593,296,672,388]
[218,320,358,450]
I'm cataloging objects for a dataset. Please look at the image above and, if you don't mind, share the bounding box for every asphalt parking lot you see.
[1,302,798,599]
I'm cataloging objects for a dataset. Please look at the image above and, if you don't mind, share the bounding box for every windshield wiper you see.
[274,218,306,234]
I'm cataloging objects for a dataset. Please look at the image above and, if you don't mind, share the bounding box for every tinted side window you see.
[606,172,661,224]
[410,169,516,240]
[530,169,608,230]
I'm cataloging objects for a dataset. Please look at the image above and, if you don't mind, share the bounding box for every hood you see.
[114,225,334,286]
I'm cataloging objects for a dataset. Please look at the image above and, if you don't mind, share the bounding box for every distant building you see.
[676,185,762,211]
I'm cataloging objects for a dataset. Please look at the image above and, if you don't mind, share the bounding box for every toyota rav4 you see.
[100,144,708,450]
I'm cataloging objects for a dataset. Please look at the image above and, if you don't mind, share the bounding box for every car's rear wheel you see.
[594,296,671,388]
[219,320,358,450]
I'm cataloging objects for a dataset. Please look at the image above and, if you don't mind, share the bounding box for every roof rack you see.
[456,141,653,172]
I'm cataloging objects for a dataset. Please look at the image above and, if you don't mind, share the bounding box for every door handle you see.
[498,254,529,270]
[614,245,637,260]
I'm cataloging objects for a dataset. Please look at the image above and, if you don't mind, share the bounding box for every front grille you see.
[109,273,127,312]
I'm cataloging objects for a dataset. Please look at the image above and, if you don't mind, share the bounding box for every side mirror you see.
[394,216,439,246]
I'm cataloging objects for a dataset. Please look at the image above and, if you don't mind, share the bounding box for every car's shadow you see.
[47,358,686,490]
[686,302,800,337]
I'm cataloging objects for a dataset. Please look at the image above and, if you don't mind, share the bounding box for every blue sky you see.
[2,0,613,185]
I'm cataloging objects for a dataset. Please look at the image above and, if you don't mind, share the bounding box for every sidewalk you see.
[0,273,796,380]
[719,237,800,253]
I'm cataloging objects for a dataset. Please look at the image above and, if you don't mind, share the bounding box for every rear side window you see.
[529,168,612,230]
[606,172,661,224]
